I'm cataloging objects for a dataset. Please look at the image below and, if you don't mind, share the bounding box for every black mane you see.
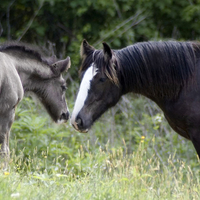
[0,41,49,64]
[116,41,197,98]
[81,41,199,99]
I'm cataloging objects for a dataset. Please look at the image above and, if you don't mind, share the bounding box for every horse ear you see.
[80,39,95,59]
[51,56,71,75]
[102,42,112,62]
[47,55,57,64]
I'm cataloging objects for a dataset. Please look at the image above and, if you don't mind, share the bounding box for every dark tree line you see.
[1,0,200,78]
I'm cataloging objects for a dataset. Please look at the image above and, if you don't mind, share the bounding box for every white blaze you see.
[71,64,96,126]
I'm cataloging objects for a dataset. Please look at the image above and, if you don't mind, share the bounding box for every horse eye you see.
[99,78,106,82]
[53,64,57,68]
[61,85,67,91]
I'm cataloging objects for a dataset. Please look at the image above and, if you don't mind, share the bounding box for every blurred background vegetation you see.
[0,0,200,174]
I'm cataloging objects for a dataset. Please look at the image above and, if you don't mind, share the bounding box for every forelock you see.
[94,50,120,87]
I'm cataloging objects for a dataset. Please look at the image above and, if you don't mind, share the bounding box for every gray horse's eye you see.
[61,85,67,91]
[53,64,57,68]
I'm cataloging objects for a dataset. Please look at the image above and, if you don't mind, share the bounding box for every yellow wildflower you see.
[141,136,145,140]
[4,172,9,175]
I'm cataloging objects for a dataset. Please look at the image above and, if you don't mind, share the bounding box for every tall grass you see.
[3,88,199,199]
[1,143,200,199]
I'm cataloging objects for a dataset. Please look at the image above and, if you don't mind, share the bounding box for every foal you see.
[0,42,70,160]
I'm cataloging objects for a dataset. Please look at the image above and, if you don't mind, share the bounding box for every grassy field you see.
[1,144,200,199]
[2,91,200,199]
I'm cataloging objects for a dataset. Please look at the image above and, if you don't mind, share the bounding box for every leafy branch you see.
[93,11,145,47]
[17,1,44,41]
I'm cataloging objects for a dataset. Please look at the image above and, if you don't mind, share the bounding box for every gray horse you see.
[0,42,70,162]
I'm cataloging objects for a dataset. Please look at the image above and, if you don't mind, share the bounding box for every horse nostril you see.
[60,112,69,121]
[76,117,83,128]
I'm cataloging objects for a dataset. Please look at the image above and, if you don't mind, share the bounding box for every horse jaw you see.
[71,63,96,132]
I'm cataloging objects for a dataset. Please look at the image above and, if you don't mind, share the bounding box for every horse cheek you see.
[107,86,121,108]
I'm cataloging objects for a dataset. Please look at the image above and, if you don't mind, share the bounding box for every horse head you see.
[32,56,71,123]
[71,40,122,132]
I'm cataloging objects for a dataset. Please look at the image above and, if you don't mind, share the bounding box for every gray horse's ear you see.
[102,42,112,62]
[51,56,71,75]
[47,55,57,65]
[80,39,95,59]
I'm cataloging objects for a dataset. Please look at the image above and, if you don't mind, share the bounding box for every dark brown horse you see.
[71,39,200,158]
[0,42,70,161]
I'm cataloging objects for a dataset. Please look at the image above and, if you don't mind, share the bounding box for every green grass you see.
[2,93,199,199]
[1,144,200,200]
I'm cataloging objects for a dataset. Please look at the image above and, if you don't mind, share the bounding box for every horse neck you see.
[116,49,146,95]
[4,52,51,92]
[116,42,196,99]
[116,50,170,99]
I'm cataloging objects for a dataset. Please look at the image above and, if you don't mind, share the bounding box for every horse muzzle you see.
[71,116,89,133]
[57,111,70,124]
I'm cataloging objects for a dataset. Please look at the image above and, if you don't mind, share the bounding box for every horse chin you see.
[72,123,89,133]
[80,129,89,133]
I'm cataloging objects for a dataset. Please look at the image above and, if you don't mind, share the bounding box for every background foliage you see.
[1,0,200,77]
[0,0,200,198]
